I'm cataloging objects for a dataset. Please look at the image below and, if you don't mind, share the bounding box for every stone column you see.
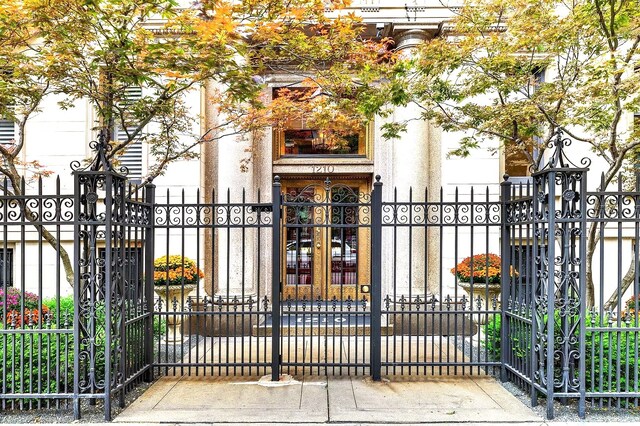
[426,117,441,297]
[387,29,441,300]
[202,79,218,296]
[198,80,260,336]
[202,80,256,300]
[215,123,255,302]
[253,86,274,305]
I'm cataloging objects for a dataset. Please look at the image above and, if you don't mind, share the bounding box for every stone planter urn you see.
[458,281,501,324]
[155,284,196,343]
[153,255,204,343]
[452,253,504,325]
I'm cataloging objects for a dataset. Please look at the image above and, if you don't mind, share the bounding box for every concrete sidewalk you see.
[115,373,542,424]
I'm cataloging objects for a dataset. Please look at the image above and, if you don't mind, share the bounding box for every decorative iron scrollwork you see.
[70,130,129,176]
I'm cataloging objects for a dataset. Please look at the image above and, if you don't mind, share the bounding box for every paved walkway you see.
[115,373,541,424]
[116,335,540,424]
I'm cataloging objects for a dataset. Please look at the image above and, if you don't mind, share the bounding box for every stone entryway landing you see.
[117,337,539,424]
[115,374,539,424]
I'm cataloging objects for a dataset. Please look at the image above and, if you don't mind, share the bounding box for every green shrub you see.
[484,314,531,362]
[484,314,501,360]
[0,330,74,396]
[154,316,166,337]
[1,293,166,404]
[485,311,640,397]
[584,318,640,394]
[42,295,74,317]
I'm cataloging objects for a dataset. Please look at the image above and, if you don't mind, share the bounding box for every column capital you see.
[393,29,430,52]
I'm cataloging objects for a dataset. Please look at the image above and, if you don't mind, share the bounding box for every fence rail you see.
[0,177,75,411]
[0,130,639,421]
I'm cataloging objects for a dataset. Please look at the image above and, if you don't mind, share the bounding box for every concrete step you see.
[253,313,394,336]
[280,300,369,312]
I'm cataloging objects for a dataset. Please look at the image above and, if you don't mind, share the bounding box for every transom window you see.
[272,87,367,157]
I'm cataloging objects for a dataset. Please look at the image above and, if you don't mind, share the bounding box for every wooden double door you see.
[281,178,370,302]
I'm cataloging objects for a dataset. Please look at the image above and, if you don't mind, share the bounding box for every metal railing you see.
[0,130,638,420]
[0,177,74,411]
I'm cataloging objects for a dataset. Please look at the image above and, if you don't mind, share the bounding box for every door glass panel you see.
[331,188,358,286]
[285,188,314,288]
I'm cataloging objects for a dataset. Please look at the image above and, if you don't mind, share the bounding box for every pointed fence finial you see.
[70,130,129,176]
[91,129,113,172]
[537,127,591,173]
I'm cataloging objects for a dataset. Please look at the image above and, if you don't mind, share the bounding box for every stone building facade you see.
[1,1,632,307]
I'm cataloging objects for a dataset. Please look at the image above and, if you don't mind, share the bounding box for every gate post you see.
[271,176,282,381]
[544,169,557,419]
[71,131,128,421]
[577,169,587,419]
[531,129,589,419]
[499,176,512,383]
[370,176,383,381]
[143,183,156,382]
[72,159,82,420]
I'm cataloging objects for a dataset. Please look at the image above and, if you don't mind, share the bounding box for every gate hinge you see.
[279,281,283,293]
[279,354,282,363]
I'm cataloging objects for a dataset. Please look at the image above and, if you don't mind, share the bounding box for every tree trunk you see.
[603,257,635,312]
[22,203,75,287]
[585,217,598,309]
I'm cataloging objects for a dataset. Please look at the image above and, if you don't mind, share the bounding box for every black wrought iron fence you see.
[584,175,640,410]
[1,130,639,421]
[380,184,502,376]
[0,177,75,411]
[151,186,273,377]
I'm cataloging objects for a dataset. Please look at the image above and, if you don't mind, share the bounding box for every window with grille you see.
[115,86,143,182]
[0,112,16,193]
[0,248,13,287]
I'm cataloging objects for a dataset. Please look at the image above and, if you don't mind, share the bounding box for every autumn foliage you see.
[153,255,204,286]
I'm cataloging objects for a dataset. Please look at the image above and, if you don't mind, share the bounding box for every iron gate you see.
[2,130,640,421]
[149,173,503,381]
[276,178,374,376]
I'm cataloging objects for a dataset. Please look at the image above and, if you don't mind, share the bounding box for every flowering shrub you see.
[451,253,502,284]
[153,255,204,286]
[0,288,52,328]
[6,307,51,328]
[0,288,40,318]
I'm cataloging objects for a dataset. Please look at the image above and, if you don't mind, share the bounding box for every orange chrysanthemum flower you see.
[153,255,204,286]
[451,253,504,284]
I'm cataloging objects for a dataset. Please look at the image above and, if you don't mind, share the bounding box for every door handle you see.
[315,228,321,249]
